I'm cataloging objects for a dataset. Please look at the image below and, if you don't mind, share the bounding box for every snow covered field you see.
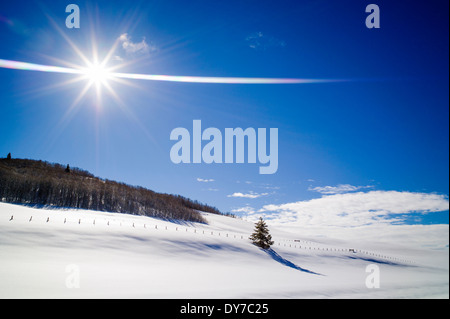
[0,202,448,298]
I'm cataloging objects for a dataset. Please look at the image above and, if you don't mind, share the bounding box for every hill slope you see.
[0,158,222,223]
[0,202,448,298]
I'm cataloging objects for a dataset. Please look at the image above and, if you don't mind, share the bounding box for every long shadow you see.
[264,248,323,276]
[345,255,415,268]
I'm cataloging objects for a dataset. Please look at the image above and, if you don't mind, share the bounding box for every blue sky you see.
[0,0,448,229]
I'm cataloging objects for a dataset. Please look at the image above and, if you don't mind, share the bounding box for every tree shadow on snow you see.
[264,248,323,276]
[345,255,416,268]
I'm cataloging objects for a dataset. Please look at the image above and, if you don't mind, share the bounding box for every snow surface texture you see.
[0,202,448,298]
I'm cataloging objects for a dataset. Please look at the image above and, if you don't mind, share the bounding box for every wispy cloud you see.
[308,184,373,195]
[231,206,256,214]
[0,16,30,36]
[261,185,280,190]
[246,32,286,51]
[197,178,215,183]
[113,55,124,62]
[227,191,269,199]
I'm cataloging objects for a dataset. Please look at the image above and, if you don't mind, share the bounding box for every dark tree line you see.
[0,158,222,223]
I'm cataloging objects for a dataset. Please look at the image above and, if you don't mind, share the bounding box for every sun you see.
[82,62,112,86]
[76,59,121,109]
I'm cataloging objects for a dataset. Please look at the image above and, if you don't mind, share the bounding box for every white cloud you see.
[259,191,449,228]
[308,184,373,195]
[197,178,215,183]
[231,206,256,214]
[227,191,269,199]
[246,32,286,51]
[116,33,156,59]
[262,185,280,190]
[245,191,449,250]
[113,55,124,62]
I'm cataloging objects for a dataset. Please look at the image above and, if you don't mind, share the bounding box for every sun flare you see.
[82,62,112,86]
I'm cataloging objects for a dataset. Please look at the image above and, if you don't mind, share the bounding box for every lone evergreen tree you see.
[6,152,11,160]
[65,164,71,173]
[249,217,274,249]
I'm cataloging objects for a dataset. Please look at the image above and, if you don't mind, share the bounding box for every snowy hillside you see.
[0,202,448,298]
